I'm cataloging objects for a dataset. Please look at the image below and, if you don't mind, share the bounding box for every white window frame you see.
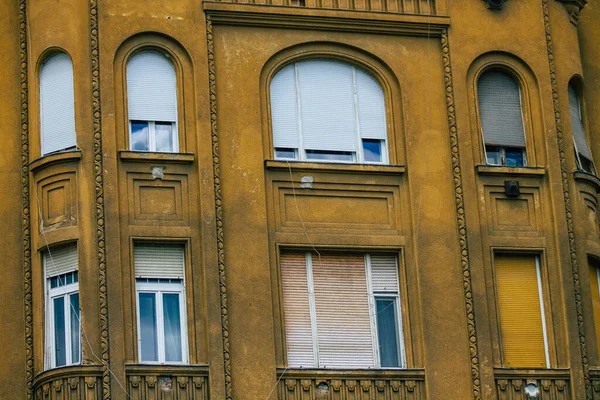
[534,257,551,369]
[135,279,188,364]
[44,271,80,369]
[272,62,389,165]
[292,252,405,369]
[129,120,179,153]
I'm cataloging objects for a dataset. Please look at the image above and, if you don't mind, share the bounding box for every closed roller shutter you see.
[127,51,177,122]
[356,71,387,141]
[568,84,593,161]
[40,53,77,155]
[495,255,547,368]
[478,71,526,148]
[270,64,300,149]
[134,244,185,279]
[312,253,374,368]
[280,253,316,368]
[370,254,399,293]
[45,244,78,277]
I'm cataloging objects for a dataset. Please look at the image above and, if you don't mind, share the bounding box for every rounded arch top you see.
[467,51,539,92]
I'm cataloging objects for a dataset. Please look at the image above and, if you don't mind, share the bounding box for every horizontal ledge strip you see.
[276,367,425,379]
[204,3,450,36]
[119,151,195,164]
[475,165,546,177]
[33,364,103,388]
[30,150,82,173]
[493,367,570,380]
[574,170,600,193]
[125,364,210,375]
[266,160,406,175]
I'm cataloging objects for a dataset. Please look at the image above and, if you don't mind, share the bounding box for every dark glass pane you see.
[50,276,58,289]
[131,121,150,151]
[580,155,595,174]
[155,122,174,152]
[486,146,501,165]
[163,293,183,362]
[362,139,382,162]
[73,271,78,283]
[139,293,158,362]
[275,148,297,160]
[305,150,354,161]
[65,273,72,285]
[53,297,66,367]
[505,147,524,167]
[70,293,80,364]
[376,298,400,368]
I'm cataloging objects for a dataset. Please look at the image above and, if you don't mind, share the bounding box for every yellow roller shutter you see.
[588,262,600,358]
[495,255,547,368]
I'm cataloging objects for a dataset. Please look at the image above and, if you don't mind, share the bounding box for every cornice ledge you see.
[276,367,426,379]
[574,170,600,192]
[33,365,103,388]
[204,2,450,36]
[556,0,587,25]
[29,150,82,173]
[475,165,546,177]
[265,159,406,175]
[119,150,195,164]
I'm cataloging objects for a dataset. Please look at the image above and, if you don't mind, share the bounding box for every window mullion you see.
[156,291,166,363]
[149,122,157,152]
[65,293,72,366]
[364,254,380,368]
[535,257,551,368]
[305,252,319,368]
[179,287,188,363]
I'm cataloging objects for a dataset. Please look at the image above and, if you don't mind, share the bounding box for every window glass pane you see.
[53,296,66,367]
[50,276,58,289]
[131,121,150,151]
[485,146,501,165]
[163,293,183,362]
[376,298,400,367]
[505,147,524,167]
[275,148,297,160]
[305,150,354,162]
[362,139,382,163]
[139,293,158,362]
[65,272,73,285]
[70,293,80,364]
[74,271,78,284]
[155,122,174,152]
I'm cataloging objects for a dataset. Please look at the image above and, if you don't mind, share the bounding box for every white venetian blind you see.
[45,244,78,278]
[356,70,387,140]
[127,51,177,122]
[270,64,300,149]
[568,84,593,161]
[478,71,526,148]
[312,253,374,368]
[297,60,357,152]
[280,253,316,367]
[134,244,185,279]
[370,254,399,293]
[40,53,77,155]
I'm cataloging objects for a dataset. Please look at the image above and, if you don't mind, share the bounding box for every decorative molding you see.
[206,15,233,400]
[265,160,406,175]
[204,2,449,37]
[475,165,546,177]
[441,29,481,400]
[556,0,587,25]
[29,150,83,173]
[33,365,103,400]
[542,0,591,397]
[89,0,111,397]
[494,368,570,399]
[20,0,33,397]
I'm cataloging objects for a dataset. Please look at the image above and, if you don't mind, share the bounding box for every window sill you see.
[125,363,209,374]
[30,150,82,173]
[276,367,425,378]
[34,364,102,387]
[265,160,406,175]
[475,165,546,177]
[119,151,195,164]
[573,170,600,192]
[493,367,570,378]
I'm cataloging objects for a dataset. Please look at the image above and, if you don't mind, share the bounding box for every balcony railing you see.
[277,368,426,399]
[126,364,209,400]
[494,368,570,400]
[33,365,103,400]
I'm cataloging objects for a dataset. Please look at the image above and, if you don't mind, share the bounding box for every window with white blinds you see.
[280,251,405,369]
[45,244,78,278]
[40,53,77,156]
[127,51,179,152]
[270,60,388,164]
[568,83,595,173]
[478,70,527,167]
[134,243,185,279]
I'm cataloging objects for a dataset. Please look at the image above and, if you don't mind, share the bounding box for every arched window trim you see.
[39,51,77,156]
[568,79,596,174]
[125,49,179,153]
[264,49,399,166]
[477,68,528,167]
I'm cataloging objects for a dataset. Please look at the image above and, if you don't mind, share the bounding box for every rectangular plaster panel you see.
[127,173,189,226]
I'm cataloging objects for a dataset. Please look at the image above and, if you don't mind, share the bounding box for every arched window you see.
[270,59,388,164]
[126,51,178,152]
[478,70,527,167]
[568,83,595,174]
[40,53,77,156]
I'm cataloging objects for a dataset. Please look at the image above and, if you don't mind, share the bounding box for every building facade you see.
[1,0,600,399]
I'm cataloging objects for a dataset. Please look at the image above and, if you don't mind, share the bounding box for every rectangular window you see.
[495,254,549,368]
[588,259,600,358]
[134,244,188,364]
[280,251,405,369]
[44,245,80,369]
[130,120,177,152]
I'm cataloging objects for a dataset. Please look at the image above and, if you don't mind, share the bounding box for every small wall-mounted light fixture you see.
[504,180,520,197]
[484,0,507,9]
